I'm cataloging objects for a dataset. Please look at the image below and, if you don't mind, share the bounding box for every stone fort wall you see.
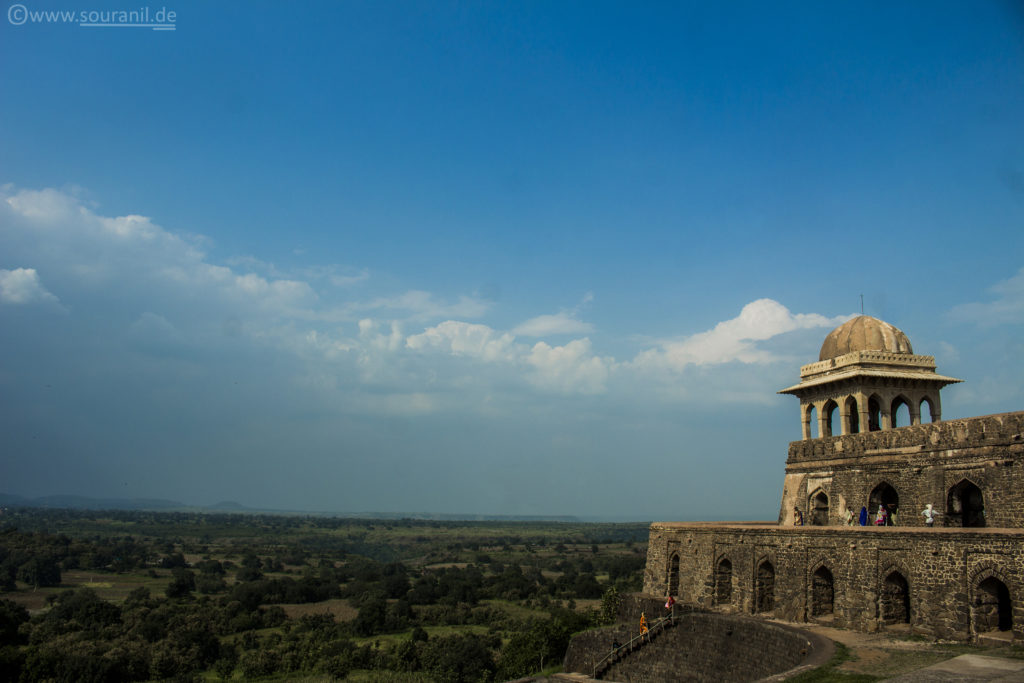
[781,411,1024,527]
[644,523,1024,640]
[563,610,831,682]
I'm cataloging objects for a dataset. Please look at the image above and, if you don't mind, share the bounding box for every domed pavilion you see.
[779,316,961,440]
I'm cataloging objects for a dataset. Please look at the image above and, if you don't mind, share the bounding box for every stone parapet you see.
[786,411,1024,465]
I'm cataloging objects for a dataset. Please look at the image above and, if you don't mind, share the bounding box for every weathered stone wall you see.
[563,612,830,682]
[644,524,1024,641]
[781,412,1024,526]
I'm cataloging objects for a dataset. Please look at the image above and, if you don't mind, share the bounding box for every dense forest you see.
[0,508,648,682]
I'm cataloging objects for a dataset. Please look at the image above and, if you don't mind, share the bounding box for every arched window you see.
[881,571,910,624]
[810,490,829,526]
[868,395,883,431]
[845,395,859,434]
[668,553,680,597]
[805,404,818,439]
[947,480,985,528]
[891,396,911,428]
[823,400,839,438]
[975,576,1013,632]
[811,566,834,617]
[868,482,899,525]
[920,396,937,423]
[755,561,775,613]
[714,558,732,605]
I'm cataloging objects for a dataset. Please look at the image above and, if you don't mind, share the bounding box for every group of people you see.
[792,502,941,526]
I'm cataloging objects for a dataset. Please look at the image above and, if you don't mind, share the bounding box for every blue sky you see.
[1,1,1022,520]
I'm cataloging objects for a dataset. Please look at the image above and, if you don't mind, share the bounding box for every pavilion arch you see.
[714,556,733,606]
[879,568,911,625]
[809,488,829,526]
[970,567,1013,633]
[947,479,986,527]
[804,403,818,439]
[891,395,912,428]
[867,394,883,431]
[844,395,860,434]
[868,481,899,523]
[755,558,776,614]
[810,565,835,618]
[822,399,839,437]
[919,395,940,423]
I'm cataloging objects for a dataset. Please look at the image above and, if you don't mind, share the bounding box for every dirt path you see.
[774,620,1024,680]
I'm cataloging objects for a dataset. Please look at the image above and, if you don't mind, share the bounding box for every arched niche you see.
[947,480,985,528]
[880,571,910,625]
[974,576,1012,633]
[714,558,732,606]
[755,560,775,614]
[809,490,829,526]
[668,553,680,597]
[811,566,835,617]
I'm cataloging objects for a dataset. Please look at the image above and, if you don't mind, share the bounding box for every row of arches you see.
[803,479,986,527]
[702,557,1013,633]
[801,392,940,440]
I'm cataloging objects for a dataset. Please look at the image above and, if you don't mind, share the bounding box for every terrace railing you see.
[591,610,677,680]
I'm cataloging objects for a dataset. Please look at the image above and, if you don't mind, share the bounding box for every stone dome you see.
[818,316,913,361]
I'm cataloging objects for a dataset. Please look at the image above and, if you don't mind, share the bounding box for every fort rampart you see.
[643,523,1024,640]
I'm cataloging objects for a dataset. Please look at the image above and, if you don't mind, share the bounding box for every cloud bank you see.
[0,185,855,412]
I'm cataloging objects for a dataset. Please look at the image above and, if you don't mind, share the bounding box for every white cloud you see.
[948,267,1024,326]
[362,290,490,321]
[513,311,594,337]
[632,299,850,371]
[406,320,516,362]
[526,338,611,394]
[0,268,59,305]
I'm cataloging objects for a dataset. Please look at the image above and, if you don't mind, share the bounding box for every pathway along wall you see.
[644,524,1024,640]
[563,611,832,682]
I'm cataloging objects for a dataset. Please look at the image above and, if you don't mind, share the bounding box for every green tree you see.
[165,567,196,598]
[599,586,621,625]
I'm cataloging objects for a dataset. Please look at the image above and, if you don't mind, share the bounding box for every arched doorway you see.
[975,577,1013,632]
[880,572,910,625]
[806,404,818,439]
[714,558,732,605]
[755,561,775,613]
[810,490,829,526]
[668,553,680,597]
[811,566,834,617]
[868,482,899,525]
[947,480,985,527]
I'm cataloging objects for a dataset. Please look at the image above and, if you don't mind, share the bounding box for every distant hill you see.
[0,493,586,521]
[0,492,185,511]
